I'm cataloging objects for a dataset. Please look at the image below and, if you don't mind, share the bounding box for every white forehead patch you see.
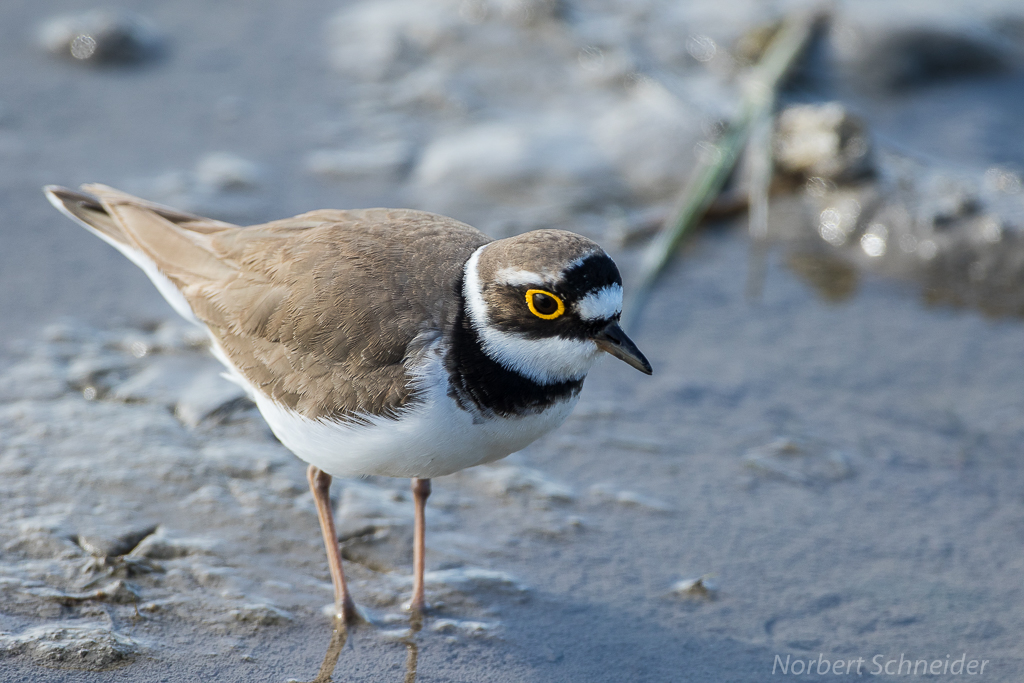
[575,284,623,321]
[464,246,599,385]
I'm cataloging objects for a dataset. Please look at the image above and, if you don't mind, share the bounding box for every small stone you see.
[673,575,718,599]
[75,524,157,558]
[604,206,670,247]
[37,10,163,65]
[774,103,873,182]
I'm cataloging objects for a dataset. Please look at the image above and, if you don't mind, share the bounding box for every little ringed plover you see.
[44,183,652,622]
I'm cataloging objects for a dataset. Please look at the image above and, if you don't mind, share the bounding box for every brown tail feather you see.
[72,184,240,286]
[80,184,237,234]
[43,185,131,246]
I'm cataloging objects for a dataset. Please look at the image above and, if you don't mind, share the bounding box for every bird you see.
[44,183,652,623]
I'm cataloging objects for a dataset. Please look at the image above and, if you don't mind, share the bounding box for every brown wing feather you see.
[63,185,491,420]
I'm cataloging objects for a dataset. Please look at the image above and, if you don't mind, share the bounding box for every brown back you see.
[70,185,492,420]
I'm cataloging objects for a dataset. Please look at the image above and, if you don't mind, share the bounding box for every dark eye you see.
[525,289,565,319]
[533,293,558,314]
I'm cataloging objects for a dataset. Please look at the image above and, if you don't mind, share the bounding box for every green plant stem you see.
[624,8,826,332]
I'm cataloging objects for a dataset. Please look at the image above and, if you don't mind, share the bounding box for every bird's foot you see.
[402,596,431,616]
[330,595,365,625]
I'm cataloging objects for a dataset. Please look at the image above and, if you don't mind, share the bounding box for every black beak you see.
[593,322,653,375]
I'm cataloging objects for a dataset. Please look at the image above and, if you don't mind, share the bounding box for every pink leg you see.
[307,465,357,623]
[409,477,431,613]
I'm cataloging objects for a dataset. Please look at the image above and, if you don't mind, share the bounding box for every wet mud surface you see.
[2,0,1024,680]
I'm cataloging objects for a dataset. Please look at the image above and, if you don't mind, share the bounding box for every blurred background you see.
[1,0,1024,680]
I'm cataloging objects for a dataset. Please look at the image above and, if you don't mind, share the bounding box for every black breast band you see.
[445,284,583,418]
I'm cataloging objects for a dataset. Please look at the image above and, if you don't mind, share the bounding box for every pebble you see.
[774,103,874,182]
[672,575,718,599]
[75,524,157,558]
[37,10,163,65]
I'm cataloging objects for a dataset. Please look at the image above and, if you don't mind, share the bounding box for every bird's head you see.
[463,229,652,385]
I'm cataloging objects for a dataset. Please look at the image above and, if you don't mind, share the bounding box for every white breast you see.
[212,339,578,479]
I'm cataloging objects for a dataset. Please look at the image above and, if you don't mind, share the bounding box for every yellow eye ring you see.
[525,289,565,320]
